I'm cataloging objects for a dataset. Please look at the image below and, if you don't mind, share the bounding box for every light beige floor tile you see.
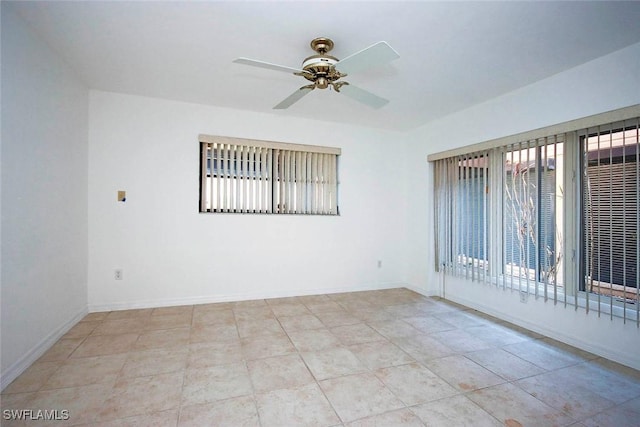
[256,383,340,427]
[368,320,422,340]
[497,321,545,339]
[232,299,268,308]
[189,323,239,343]
[182,363,252,406]
[567,362,640,403]
[430,329,494,353]
[330,323,386,345]
[503,340,587,370]
[240,334,296,360]
[384,302,436,317]
[71,333,139,358]
[98,372,183,421]
[106,309,153,320]
[179,396,259,427]
[38,338,85,362]
[192,309,235,327]
[6,290,640,427]
[422,299,467,315]
[144,313,192,331]
[88,409,178,427]
[64,321,101,338]
[434,310,490,329]
[348,341,415,370]
[120,348,188,378]
[350,309,398,323]
[345,408,425,427]
[319,372,404,423]
[151,305,193,316]
[232,306,274,322]
[467,382,576,427]
[2,361,61,394]
[393,334,456,363]
[188,341,243,368]
[28,382,113,426]
[314,310,362,328]
[541,337,599,361]
[301,347,367,381]
[296,294,332,304]
[375,362,459,406]
[287,328,342,352]
[43,354,126,389]
[402,315,457,334]
[81,312,110,322]
[465,348,547,381]
[134,328,190,351]
[424,355,505,392]
[265,296,301,306]
[465,325,530,347]
[247,354,314,393]
[521,360,640,407]
[0,391,36,412]
[303,300,344,314]
[581,396,640,427]
[236,318,284,338]
[91,319,147,336]
[410,394,502,427]
[516,370,617,419]
[278,314,325,333]
[270,303,311,317]
[590,357,640,382]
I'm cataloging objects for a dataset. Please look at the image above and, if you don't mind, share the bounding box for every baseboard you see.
[403,283,439,298]
[1,307,88,391]
[88,282,409,313]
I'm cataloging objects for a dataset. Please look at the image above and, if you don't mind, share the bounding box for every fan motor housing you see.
[300,55,344,89]
[301,55,338,74]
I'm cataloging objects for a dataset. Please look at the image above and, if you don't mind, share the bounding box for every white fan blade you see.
[339,84,389,109]
[274,86,314,109]
[337,41,399,75]
[233,57,304,74]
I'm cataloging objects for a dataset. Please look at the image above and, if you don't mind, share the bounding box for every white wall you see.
[88,91,409,310]
[1,6,89,387]
[405,42,640,369]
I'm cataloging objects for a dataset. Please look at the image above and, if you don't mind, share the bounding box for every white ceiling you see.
[8,1,640,132]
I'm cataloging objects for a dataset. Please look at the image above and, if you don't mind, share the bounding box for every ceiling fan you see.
[233,37,399,110]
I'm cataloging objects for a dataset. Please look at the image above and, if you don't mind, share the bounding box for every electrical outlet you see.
[520,291,527,303]
[377,260,382,268]
[114,269,123,280]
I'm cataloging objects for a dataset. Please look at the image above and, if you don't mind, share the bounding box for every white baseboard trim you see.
[88,282,410,313]
[1,307,88,391]
[444,293,640,372]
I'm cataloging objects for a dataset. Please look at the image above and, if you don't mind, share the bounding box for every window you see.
[580,123,639,314]
[432,109,640,324]
[199,135,340,215]
[503,136,564,298]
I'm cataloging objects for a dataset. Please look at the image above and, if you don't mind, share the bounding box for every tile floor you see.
[1,288,640,426]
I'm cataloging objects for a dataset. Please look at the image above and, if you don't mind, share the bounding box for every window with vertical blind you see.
[199,135,340,215]
[432,107,640,325]
[580,123,639,319]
